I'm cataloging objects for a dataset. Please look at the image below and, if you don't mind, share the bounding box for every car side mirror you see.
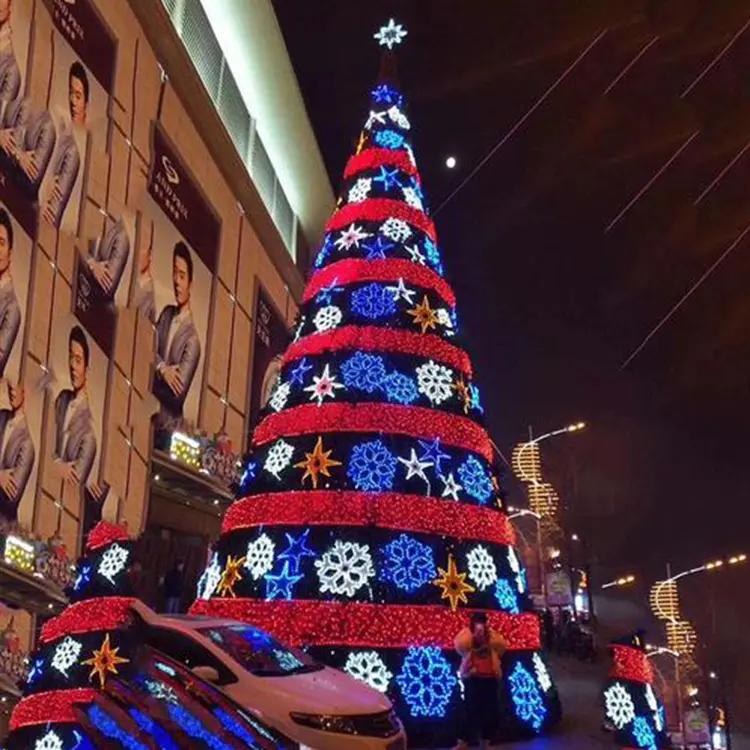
[192,665,220,683]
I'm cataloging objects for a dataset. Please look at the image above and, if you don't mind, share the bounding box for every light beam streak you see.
[602,36,660,96]
[693,138,750,206]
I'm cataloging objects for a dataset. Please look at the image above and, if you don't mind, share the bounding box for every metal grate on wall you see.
[160,0,297,259]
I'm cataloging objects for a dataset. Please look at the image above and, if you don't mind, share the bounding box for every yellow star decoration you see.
[356,131,367,155]
[433,554,475,611]
[407,295,440,334]
[82,633,129,689]
[453,377,472,414]
[294,436,342,489]
[217,555,246,598]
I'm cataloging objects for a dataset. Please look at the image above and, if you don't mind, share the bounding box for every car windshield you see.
[198,624,322,677]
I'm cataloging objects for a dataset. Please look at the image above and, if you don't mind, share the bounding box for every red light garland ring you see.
[344,148,419,182]
[253,402,493,461]
[86,522,130,551]
[610,645,654,685]
[41,597,135,644]
[190,600,540,651]
[282,325,471,378]
[223,491,516,547]
[327,199,437,242]
[9,689,99,729]
[307,258,456,307]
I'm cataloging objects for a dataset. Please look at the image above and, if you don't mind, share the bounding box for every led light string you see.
[327,199,437,242]
[9,689,99,730]
[343,148,419,181]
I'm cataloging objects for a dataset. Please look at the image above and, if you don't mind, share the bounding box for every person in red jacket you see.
[454,612,508,748]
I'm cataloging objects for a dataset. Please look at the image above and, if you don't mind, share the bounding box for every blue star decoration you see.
[417,438,451,475]
[27,657,45,683]
[362,235,394,260]
[239,460,258,488]
[314,233,335,269]
[278,529,316,574]
[74,563,92,594]
[265,561,304,600]
[371,83,403,107]
[316,279,344,305]
[374,166,402,191]
[288,357,314,387]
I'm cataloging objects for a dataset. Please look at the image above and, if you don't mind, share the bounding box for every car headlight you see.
[290,712,357,735]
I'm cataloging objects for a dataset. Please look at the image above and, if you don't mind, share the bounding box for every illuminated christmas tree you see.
[192,20,561,743]
[603,633,671,750]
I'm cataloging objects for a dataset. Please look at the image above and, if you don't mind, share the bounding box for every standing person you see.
[128,557,148,604]
[542,608,555,652]
[162,558,185,614]
[454,612,508,749]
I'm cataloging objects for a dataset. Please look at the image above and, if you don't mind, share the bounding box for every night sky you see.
[274,0,750,717]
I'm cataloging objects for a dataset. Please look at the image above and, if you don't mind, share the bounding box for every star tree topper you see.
[374,19,408,50]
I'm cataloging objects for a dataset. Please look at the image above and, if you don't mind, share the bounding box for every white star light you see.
[398,449,433,488]
[406,244,426,264]
[440,472,463,501]
[304,364,345,406]
[386,278,417,304]
[365,110,387,130]
[335,223,371,251]
[374,19,408,50]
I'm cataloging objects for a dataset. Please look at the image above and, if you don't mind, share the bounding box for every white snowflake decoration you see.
[402,186,424,211]
[35,731,63,750]
[388,106,411,130]
[467,546,497,590]
[245,533,276,580]
[304,363,345,406]
[405,143,417,168]
[264,439,295,480]
[348,177,372,203]
[294,316,306,342]
[344,651,393,693]
[198,554,222,600]
[508,547,521,573]
[98,543,130,584]
[416,360,454,405]
[374,19,408,50]
[315,540,375,597]
[380,217,412,242]
[335,223,370,251]
[604,682,636,729]
[533,653,552,692]
[51,636,82,677]
[406,244,426,264]
[645,684,663,730]
[436,309,454,330]
[269,381,291,412]
[313,305,343,333]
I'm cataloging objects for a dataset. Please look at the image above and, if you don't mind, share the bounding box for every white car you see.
[131,601,407,750]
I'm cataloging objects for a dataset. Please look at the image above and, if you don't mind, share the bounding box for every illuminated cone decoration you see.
[603,633,671,750]
[191,21,561,742]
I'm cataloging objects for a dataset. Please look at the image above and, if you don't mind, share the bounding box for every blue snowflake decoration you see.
[457,455,494,503]
[348,439,398,491]
[341,352,387,393]
[495,578,520,614]
[374,129,405,150]
[381,534,436,593]
[396,647,457,718]
[632,716,657,750]
[423,239,444,275]
[351,283,397,320]
[314,233,335,269]
[508,662,547,732]
[469,383,484,414]
[383,372,419,405]
[371,84,403,107]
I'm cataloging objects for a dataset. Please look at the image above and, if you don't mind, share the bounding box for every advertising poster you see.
[546,570,574,607]
[248,284,289,432]
[0,197,40,524]
[73,211,135,355]
[0,0,32,122]
[143,126,219,435]
[45,312,108,536]
[38,0,115,234]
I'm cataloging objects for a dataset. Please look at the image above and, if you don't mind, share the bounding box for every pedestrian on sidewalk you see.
[453,612,508,749]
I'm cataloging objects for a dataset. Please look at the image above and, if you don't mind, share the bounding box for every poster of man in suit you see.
[144,127,219,436]
[0,198,38,524]
[39,0,114,235]
[46,315,107,535]
[0,0,31,119]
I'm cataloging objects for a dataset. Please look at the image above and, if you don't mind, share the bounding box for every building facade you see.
[0,0,331,726]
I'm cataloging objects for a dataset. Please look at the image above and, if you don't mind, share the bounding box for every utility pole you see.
[667,562,686,744]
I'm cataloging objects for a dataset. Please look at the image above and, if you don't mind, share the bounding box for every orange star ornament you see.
[407,295,440,334]
[217,554,246,598]
[433,554,475,611]
[82,633,129,688]
[294,436,342,489]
